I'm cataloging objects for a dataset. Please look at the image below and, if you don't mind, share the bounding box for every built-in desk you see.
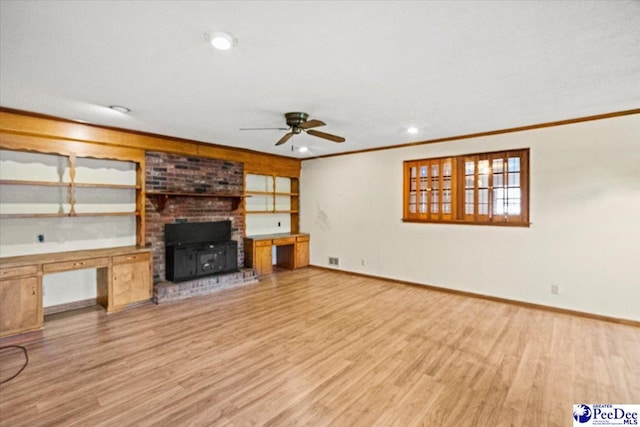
[0,246,152,338]
[244,233,309,276]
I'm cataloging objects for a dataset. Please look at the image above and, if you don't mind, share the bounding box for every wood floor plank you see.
[0,267,638,426]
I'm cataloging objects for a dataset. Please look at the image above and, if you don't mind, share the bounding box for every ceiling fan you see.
[240,112,345,146]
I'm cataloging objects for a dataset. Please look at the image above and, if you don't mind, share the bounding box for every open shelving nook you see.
[245,174,300,234]
[0,136,146,247]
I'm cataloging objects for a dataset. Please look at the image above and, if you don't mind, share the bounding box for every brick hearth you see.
[153,268,258,304]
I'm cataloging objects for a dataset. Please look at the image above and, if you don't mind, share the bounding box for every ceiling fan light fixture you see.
[407,126,419,134]
[298,146,309,153]
[206,31,237,50]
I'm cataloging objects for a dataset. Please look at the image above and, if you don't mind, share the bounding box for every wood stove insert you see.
[165,220,238,282]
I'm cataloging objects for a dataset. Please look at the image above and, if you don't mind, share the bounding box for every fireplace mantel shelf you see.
[146,191,247,211]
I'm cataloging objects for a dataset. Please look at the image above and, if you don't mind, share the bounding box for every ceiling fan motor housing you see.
[285,112,309,128]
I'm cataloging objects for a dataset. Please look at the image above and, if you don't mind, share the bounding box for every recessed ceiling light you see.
[109,105,131,113]
[407,127,419,134]
[298,146,309,153]
[205,31,237,50]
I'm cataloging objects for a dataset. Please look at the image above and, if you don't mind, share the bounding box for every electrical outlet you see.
[329,257,339,266]
[551,284,560,295]
[37,234,45,243]
[361,259,366,266]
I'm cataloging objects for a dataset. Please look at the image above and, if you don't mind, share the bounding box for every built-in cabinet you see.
[0,110,306,338]
[0,146,146,247]
[245,174,300,234]
[251,240,274,276]
[0,267,42,337]
[244,173,308,276]
[244,233,310,276]
[295,234,310,268]
[111,253,152,311]
[0,151,142,219]
[0,246,152,338]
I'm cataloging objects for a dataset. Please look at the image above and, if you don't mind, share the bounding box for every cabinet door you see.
[112,261,151,308]
[256,245,273,275]
[128,261,151,303]
[0,277,42,337]
[295,240,310,268]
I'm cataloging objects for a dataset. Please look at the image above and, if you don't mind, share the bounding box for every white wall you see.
[42,270,97,307]
[300,114,640,321]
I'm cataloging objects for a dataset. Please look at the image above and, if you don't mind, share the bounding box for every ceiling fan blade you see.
[275,132,294,146]
[239,127,289,131]
[298,119,326,130]
[306,129,345,143]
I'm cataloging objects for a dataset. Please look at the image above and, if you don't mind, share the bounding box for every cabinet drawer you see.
[43,257,109,273]
[0,265,38,279]
[112,252,150,265]
[296,235,310,242]
[255,240,273,247]
[273,237,295,246]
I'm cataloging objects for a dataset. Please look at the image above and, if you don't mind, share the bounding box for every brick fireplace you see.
[144,151,244,282]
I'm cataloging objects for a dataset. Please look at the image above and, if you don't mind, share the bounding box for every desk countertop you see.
[0,246,151,268]
[244,232,309,241]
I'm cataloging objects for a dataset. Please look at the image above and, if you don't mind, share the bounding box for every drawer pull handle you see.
[73,262,84,267]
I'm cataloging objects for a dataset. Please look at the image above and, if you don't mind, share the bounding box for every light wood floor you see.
[1,268,638,427]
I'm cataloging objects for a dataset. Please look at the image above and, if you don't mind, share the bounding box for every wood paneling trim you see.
[0,108,301,177]
[0,132,144,162]
[305,108,640,160]
[309,266,640,327]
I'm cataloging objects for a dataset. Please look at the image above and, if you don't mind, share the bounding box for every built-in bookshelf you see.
[244,174,299,234]
[0,151,140,219]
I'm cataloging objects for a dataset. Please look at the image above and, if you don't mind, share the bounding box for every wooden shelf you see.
[146,191,246,211]
[244,173,301,234]
[0,213,68,219]
[245,191,298,196]
[73,211,139,217]
[0,211,138,219]
[146,191,245,197]
[0,180,138,189]
[0,179,70,187]
[246,210,299,214]
[74,183,139,189]
[0,148,147,247]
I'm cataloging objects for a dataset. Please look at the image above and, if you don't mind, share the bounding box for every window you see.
[403,149,529,226]
[404,157,455,221]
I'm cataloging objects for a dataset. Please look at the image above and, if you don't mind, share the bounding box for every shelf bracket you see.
[157,194,169,211]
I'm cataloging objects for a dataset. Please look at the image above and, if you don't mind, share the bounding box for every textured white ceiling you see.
[1,1,639,158]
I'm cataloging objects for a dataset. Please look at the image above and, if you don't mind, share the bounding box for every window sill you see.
[402,218,531,227]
